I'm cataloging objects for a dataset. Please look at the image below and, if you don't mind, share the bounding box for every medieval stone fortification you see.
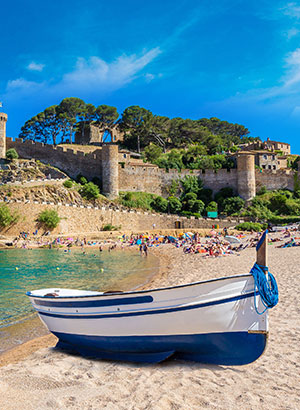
[0,111,297,200]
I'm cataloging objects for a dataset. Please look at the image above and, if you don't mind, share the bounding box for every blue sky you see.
[1,0,300,152]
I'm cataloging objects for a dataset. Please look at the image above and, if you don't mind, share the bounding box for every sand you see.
[0,238,299,409]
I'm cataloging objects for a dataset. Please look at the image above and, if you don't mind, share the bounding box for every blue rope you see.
[250,263,279,315]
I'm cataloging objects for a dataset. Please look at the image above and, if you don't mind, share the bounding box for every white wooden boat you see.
[27,231,278,364]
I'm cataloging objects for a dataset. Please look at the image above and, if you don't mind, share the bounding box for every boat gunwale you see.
[27,272,253,299]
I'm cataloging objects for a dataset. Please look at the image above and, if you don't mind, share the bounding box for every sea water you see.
[0,248,159,352]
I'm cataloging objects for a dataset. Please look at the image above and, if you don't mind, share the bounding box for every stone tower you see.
[0,112,8,159]
[237,152,256,201]
[101,144,119,199]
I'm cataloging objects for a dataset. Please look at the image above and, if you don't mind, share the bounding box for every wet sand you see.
[0,238,299,409]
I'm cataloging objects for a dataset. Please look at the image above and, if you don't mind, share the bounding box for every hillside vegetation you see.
[19,98,258,158]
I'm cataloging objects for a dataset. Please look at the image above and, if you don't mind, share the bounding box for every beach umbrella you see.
[168,236,177,243]
[225,235,241,244]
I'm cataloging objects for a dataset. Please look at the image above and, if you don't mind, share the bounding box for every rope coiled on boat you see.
[250,263,279,315]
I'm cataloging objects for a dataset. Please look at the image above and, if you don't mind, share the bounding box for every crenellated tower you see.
[101,144,119,199]
[0,112,7,159]
[237,151,256,201]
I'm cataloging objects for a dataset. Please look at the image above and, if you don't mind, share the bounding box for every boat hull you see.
[53,331,267,365]
[28,274,268,364]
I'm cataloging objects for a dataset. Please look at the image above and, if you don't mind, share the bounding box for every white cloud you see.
[56,48,161,94]
[27,61,45,72]
[145,73,155,82]
[281,2,300,19]
[291,105,300,117]
[284,27,299,39]
[4,48,161,101]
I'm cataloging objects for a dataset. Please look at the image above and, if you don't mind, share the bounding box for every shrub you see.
[269,215,300,224]
[0,204,19,227]
[79,176,87,185]
[214,187,235,210]
[37,209,60,229]
[92,177,102,189]
[63,179,73,188]
[76,174,87,185]
[168,196,182,214]
[6,148,19,160]
[223,197,245,215]
[182,192,197,211]
[206,201,218,212]
[198,188,213,205]
[257,186,267,195]
[102,224,120,231]
[192,199,205,214]
[180,211,201,218]
[124,192,133,201]
[236,222,267,232]
[79,182,100,200]
[152,196,168,213]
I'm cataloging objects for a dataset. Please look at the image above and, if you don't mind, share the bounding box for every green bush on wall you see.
[6,148,19,160]
[236,222,267,232]
[37,209,61,229]
[63,179,73,188]
[0,204,19,227]
[79,182,100,200]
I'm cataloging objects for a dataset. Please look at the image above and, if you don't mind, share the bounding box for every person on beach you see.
[143,243,148,256]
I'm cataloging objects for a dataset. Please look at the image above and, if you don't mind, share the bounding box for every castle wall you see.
[0,113,7,159]
[6,138,102,180]
[119,165,238,196]
[6,137,297,198]
[0,200,238,236]
[255,169,295,191]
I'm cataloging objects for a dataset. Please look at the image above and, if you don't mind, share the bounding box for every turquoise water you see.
[0,248,159,331]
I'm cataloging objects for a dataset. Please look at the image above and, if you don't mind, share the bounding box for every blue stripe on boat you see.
[37,292,255,319]
[53,331,267,365]
[256,229,268,251]
[33,295,153,308]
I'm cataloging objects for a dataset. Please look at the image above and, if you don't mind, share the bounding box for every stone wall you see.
[6,137,297,199]
[6,138,102,180]
[119,165,238,196]
[255,169,295,191]
[0,113,7,159]
[0,200,239,236]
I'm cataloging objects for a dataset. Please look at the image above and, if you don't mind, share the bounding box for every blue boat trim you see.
[27,273,253,299]
[37,292,255,319]
[33,295,153,308]
[53,331,267,365]
[256,230,268,251]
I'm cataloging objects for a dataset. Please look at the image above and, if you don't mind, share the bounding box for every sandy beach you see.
[0,237,299,409]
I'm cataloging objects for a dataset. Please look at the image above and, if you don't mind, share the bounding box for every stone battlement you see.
[3,136,298,199]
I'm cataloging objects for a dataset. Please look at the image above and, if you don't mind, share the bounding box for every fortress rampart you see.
[4,136,298,199]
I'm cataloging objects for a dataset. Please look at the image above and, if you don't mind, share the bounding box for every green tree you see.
[152,196,168,213]
[223,197,245,215]
[182,192,198,211]
[38,209,60,229]
[93,105,119,142]
[119,105,153,153]
[181,175,203,195]
[0,205,19,227]
[79,182,100,200]
[168,196,182,214]
[6,148,19,160]
[57,97,86,143]
[206,201,218,212]
[192,199,205,214]
[143,143,163,163]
